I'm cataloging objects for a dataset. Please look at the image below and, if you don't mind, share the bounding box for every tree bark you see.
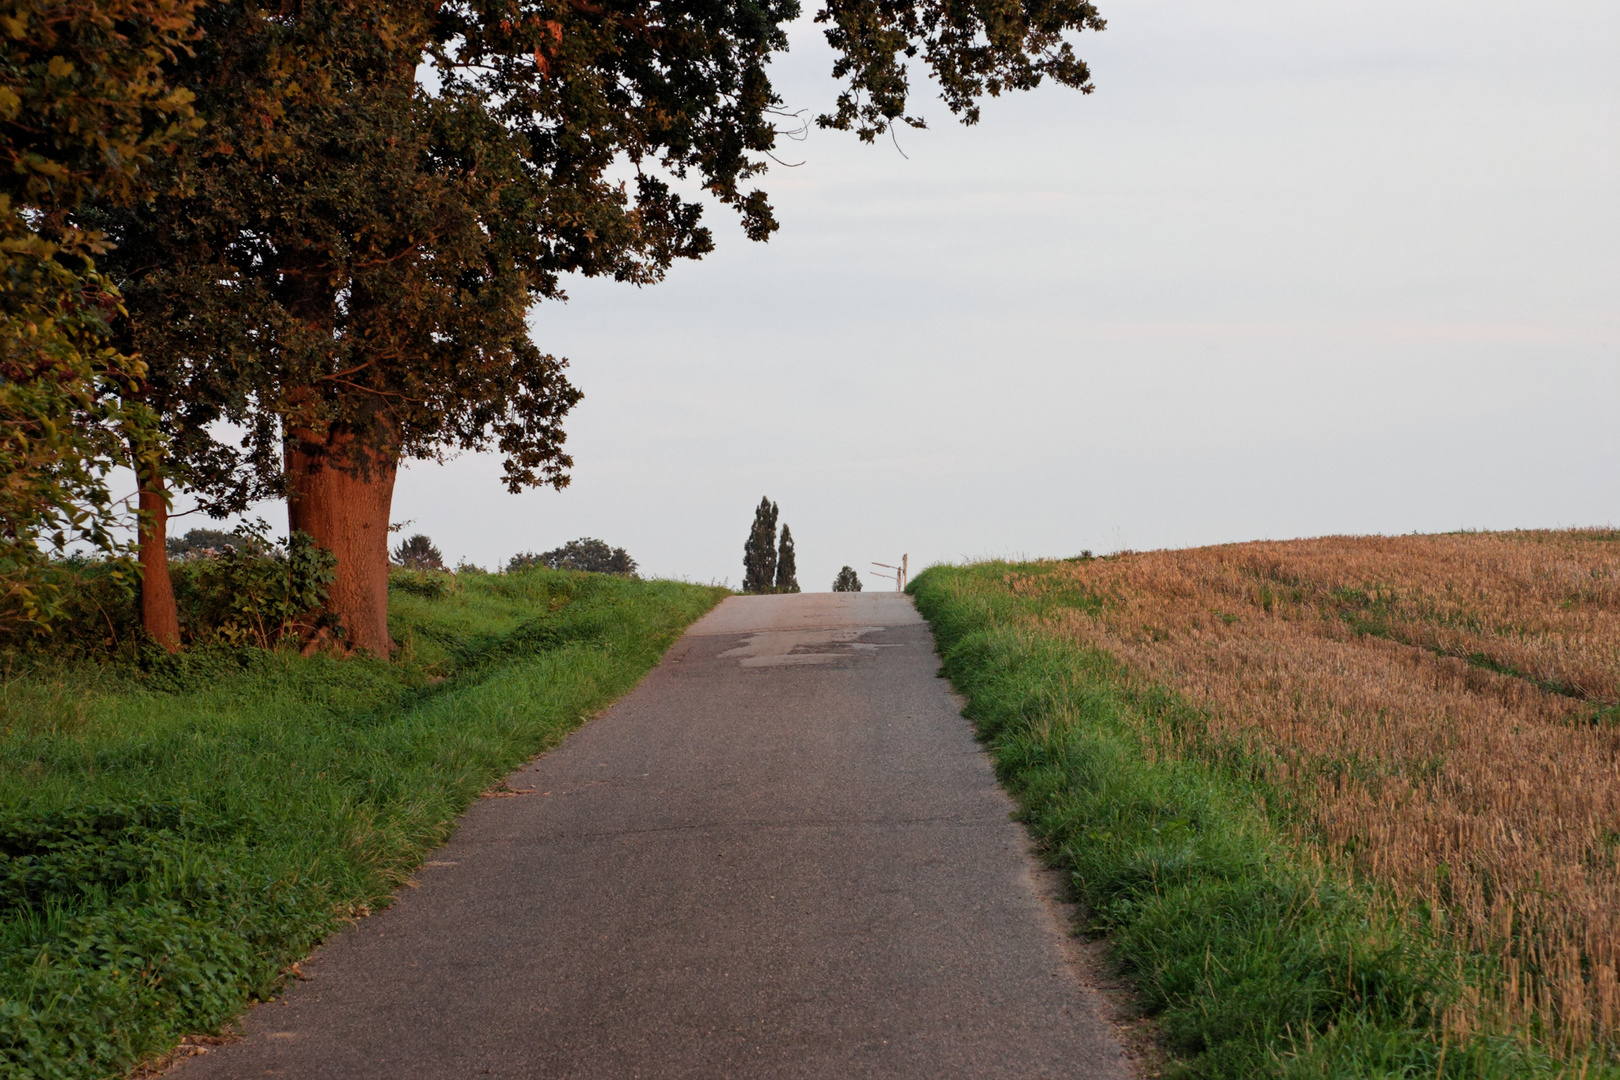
[136,468,181,651]
[285,425,398,656]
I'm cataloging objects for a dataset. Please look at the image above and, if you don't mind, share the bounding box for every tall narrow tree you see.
[743,497,778,594]
[775,525,799,593]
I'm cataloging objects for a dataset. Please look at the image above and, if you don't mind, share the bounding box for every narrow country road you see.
[177,593,1132,1079]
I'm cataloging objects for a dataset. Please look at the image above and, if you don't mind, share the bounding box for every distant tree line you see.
[509,538,636,577]
[0,0,1106,653]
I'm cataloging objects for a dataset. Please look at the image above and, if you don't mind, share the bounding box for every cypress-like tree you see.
[832,566,862,592]
[775,525,799,593]
[742,497,777,594]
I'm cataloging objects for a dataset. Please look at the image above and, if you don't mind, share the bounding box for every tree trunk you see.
[285,425,398,656]
[136,468,181,651]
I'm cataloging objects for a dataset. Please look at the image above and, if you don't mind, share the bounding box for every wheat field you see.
[1007,529,1620,1053]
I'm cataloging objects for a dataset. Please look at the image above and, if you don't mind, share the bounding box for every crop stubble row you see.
[1012,530,1620,1050]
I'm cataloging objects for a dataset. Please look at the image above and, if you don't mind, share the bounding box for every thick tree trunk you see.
[285,426,398,656]
[136,469,181,652]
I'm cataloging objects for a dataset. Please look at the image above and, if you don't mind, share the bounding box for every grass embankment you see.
[0,568,726,1080]
[910,529,1620,1079]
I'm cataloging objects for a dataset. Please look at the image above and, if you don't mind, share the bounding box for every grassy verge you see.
[909,562,1611,1079]
[0,568,726,1080]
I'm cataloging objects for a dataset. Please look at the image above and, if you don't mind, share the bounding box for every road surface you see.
[177,592,1131,1079]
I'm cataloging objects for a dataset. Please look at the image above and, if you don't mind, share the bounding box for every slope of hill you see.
[911,529,1619,1079]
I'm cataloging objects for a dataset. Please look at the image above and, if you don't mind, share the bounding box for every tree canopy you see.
[3,0,1108,648]
[0,0,201,632]
[108,0,1109,498]
[510,538,637,576]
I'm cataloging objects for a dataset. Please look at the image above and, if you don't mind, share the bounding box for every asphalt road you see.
[177,592,1131,1079]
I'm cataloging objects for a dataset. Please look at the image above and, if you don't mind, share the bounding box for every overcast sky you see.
[384,0,1620,589]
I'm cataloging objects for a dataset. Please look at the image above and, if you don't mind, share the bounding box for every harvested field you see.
[1005,529,1620,1055]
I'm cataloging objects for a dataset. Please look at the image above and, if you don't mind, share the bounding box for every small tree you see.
[391,534,444,571]
[832,566,862,592]
[775,525,800,594]
[509,539,636,576]
[742,497,778,594]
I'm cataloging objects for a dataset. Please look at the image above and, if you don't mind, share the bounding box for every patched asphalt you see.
[175,592,1132,1079]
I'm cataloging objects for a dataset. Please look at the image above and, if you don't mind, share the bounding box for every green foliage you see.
[0,256,148,635]
[832,565,862,592]
[165,527,240,558]
[0,569,727,1079]
[391,533,444,571]
[775,524,799,593]
[0,0,202,632]
[2,527,336,654]
[170,526,337,649]
[908,563,1615,1079]
[387,568,457,599]
[816,0,1108,140]
[743,496,778,594]
[0,0,201,215]
[508,538,636,576]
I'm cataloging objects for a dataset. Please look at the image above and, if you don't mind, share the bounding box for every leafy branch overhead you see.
[816,0,1106,140]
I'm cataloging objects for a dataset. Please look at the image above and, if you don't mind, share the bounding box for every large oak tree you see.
[112,0,1104,654]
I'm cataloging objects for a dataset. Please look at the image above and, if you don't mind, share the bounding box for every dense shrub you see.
[387,568,458,599]
[3,527,336,656]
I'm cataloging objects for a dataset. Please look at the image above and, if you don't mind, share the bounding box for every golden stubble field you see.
[1007,530,1620,1051]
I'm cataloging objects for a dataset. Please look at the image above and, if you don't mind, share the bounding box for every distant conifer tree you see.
[392,534,445,571]
[775,525,800,593]
[832,566,862,592]
[743,497,778,593]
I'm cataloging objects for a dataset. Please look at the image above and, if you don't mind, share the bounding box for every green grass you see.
[0,568,727,1080]
[908,562,1614,1080]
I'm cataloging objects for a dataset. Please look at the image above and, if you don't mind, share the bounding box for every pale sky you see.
[381,1,1613,588]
